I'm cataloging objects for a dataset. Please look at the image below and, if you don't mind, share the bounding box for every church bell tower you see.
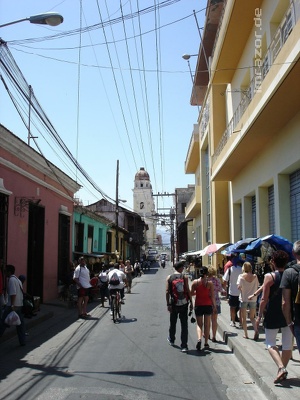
[133,167,156,247]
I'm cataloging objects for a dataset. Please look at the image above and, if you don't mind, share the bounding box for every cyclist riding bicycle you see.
[107,263,127,317]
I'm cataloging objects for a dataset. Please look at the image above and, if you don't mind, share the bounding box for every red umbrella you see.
[204,243,231,255]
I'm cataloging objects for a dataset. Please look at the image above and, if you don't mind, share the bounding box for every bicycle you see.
[110,289,121,323]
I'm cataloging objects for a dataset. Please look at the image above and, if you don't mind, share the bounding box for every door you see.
[27,203,45,301]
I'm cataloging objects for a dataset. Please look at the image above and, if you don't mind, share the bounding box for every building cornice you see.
[0,124,81,195]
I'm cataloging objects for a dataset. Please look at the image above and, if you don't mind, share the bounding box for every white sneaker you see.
[181,347,188,353]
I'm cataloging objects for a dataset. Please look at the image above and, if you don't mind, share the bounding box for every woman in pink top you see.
[237,262,259,339]
[208,265,223,342]
[191,266,216,350]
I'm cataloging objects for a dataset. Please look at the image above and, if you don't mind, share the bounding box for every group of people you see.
[166,261,222,352]
[166,240,300,385]
[73,257,139,319]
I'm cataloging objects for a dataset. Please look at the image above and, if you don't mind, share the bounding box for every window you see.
[290,170,300,242]
[75,222,84,252]
[181,203,186,213]
[268,185,275,234]
[252,196,257,237]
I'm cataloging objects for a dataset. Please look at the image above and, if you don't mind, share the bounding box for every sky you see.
[0,0,204,217]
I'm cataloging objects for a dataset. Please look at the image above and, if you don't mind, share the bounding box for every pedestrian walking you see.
[125,260,134,293]
[256,250,293,384]
[281,240,300,354]
[0,264,26,346]
[134,259,141,277]
[166,261,193,352]
[222,257,242,327]
[191,266,217,350]
[98,265,109,307]
[237,262,259,339]
[208,265,222,342]
[73,257,92,319]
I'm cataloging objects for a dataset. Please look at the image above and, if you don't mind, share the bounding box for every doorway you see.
[27,203,45,301]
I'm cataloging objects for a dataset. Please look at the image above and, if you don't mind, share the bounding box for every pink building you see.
[0,125,80,302]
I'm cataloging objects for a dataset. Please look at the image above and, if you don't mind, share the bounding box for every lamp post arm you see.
[0,12,63,28]
[0,18,28,28]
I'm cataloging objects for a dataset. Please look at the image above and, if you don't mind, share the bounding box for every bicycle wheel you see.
[112,296,117,323]
[118,300,122,319]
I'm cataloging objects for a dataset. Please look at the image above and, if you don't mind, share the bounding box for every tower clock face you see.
[140,202,144,209]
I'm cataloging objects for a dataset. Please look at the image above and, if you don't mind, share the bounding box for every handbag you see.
[23,297,34,314]
[5,310,21,326]
[189,310,196,324]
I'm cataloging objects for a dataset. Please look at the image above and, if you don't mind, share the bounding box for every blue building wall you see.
[73,210,109,255]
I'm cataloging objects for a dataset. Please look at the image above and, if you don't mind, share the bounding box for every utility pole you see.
[115,160,119,253]
[152,192,178,262]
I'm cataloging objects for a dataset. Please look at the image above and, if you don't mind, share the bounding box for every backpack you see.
[109,272,120,286]
[264,271,286,329]
[291,266,300,304]
[168,274,188,306]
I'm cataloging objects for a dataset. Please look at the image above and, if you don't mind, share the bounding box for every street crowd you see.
[1,242,300,387]
[166,240,300,385]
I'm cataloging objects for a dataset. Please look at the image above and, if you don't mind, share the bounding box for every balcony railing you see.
[200,101,210,140]
[212,1,297,166]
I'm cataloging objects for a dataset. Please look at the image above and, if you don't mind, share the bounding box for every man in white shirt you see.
[108,263,127,315]
[0,264,26,346]
[223,257,242,327]
[73,257,92,319]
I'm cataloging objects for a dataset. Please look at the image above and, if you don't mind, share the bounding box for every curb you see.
[1,310,54,343]
[217,299,300,400]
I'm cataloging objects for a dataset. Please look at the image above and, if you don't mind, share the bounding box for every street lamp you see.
[182,54,198,82]
[0,12,64,28]
[182,53,200,111]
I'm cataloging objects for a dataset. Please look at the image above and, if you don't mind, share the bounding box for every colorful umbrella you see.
[244,234,293,260]
[204,242,232,255]
[222,238,258,256]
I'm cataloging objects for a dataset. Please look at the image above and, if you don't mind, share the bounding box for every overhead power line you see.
[0,40,115,203]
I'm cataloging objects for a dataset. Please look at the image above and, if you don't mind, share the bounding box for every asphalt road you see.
[0,263,265,400]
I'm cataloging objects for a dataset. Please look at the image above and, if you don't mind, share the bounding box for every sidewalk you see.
[217,297,300,399]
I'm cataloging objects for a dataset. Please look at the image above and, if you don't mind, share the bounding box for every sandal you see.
[274,367,288,383]
[254,332,259,341]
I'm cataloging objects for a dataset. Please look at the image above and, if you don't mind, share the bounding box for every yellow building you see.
[185,0,300,263]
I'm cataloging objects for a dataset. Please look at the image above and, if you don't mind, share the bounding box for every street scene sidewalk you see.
[1,284,300,399]
[216,297,300,399]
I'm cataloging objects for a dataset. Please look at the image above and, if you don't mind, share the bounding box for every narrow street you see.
[0,264,265,400]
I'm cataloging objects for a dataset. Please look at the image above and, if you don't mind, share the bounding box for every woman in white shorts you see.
[256,250,293,384]
[237,262,259,339]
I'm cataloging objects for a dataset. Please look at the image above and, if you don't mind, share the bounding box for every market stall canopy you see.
[243,234,294,260]
[204,242,232,255]
[181,246,210,258]
[221,238,258,256]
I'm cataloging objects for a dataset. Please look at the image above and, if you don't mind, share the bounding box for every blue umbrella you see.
[244,234,294,260]
[222,238,257,255]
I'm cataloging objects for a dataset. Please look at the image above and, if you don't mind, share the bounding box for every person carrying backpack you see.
[166,261,193,353]
[256,250,293,384]
[107,263,127,316]
[281,240,300,355]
